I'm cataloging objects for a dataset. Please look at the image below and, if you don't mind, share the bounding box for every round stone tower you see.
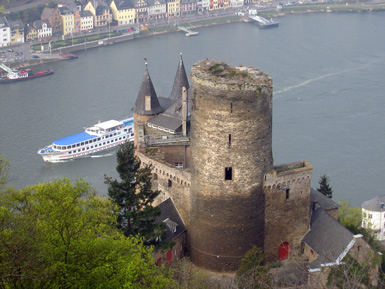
[189,59,273,272]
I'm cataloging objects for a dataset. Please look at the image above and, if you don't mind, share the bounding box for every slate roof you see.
[58,6,73,15]
[80,10,93,17]
[156,198,187,242]
[0,16,10,28]
[169,53,189,100]
[116,0,134,9]
[132,64,164,115]
[41,7,55,19]
[147,90,192,132]
[9,19,24,30]
[303,207,354,270]
[362,195,385,212]
[310,188,340,211]
[33,19,51,30]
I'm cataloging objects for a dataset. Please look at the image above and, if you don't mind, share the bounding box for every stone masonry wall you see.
[138,152,191,226]
[263,160,313,263]
[189,59,273,272]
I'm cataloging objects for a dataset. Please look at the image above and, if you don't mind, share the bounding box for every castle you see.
[132,55,379,286]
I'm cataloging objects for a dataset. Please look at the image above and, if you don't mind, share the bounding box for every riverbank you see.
[5,2,385,70]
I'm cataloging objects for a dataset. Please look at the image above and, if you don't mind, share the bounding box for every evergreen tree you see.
[105,141,166,249]
[317,174,333,198]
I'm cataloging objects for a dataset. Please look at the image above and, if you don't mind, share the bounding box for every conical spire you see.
[132,59,163,115]
[169,53,189,100]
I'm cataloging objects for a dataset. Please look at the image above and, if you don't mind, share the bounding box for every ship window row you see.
[66,136,128,154]
[55,133,128,151]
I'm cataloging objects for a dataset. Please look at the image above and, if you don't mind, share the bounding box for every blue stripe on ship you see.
[53,132,96,146]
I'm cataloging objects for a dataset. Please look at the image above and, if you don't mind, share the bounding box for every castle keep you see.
[131,56,378,284]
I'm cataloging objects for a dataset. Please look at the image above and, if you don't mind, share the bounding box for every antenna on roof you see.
[144,58,148,70]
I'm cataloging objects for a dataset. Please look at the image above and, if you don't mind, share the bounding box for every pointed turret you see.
[132,59,163,115]
[132,59,163,148]
[169,53,189,100]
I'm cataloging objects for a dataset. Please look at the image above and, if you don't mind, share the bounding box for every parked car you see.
[32,55,40,58]
[7,49,13,52]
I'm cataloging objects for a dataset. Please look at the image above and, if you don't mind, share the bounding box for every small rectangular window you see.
[286,189,290,200]
[225,167,232,181]
[168,180,172,187]
[228,134,231,148]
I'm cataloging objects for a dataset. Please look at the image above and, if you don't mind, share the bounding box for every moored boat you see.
[0,63,53,83]
[259,19,279,29]
[37,118,134,162]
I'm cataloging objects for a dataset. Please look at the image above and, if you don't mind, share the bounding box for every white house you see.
[196,0,209,12]
[0,16,11,47]
[33,20,53,41]
[80,10,94,31]
[362,195,385,241]
[231,0,244,8]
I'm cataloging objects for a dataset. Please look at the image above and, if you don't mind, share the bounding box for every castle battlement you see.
[263,160,313,190]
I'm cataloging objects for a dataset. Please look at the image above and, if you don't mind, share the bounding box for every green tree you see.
[0,156,10,192]
[0,6,5,15]
[317,174,333,198]
[236,246,273,288]
[338,201,362,233]
[0,179,175,288]
[105,141,167,250]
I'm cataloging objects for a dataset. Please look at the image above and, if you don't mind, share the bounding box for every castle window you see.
[286,189,290,200]
[153,173,158,180]
[228,134,231,148]
[175,162,183,169]
[168,180,172,187]
[225,167,232,181]
[145,95,151,111]
[230,102,233,113]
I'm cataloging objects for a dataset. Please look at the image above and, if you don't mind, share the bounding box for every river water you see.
[1,12,384,207]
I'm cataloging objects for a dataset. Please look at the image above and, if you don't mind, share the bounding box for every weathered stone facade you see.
[263,161,313,263]
[189,60,274,271]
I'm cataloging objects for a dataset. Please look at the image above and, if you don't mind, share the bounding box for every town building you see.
[231,0,244,8]
[41,7,62,35]
[196,0,209,13]
[180,0,197,16]
[110,0,136,26]
[134,0,149,24]
[25,24,38,42]
[33,20,52,41]
[58,6,75,36]
[148,0,167,21]
[84,0,112,28]
[362,195,385,241]
[0,16,10,47]
[166,0,181,18]
[8,19,24,45]
[80,10,94,31]
[132,56,380,287]
[74,9,82,33]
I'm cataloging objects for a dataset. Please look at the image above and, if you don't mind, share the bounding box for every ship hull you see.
[0,70,54,83]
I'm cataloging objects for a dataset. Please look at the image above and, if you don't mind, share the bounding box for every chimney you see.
[182,87,187,136]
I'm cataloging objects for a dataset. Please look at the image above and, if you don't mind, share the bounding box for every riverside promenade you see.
[2,1,385,70]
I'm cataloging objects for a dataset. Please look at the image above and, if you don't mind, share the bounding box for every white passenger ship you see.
[38,118,134,162]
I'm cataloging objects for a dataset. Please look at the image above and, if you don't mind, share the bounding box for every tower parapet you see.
[189,59,273,272]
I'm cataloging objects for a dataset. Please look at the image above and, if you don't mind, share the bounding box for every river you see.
[1,12,384,207]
